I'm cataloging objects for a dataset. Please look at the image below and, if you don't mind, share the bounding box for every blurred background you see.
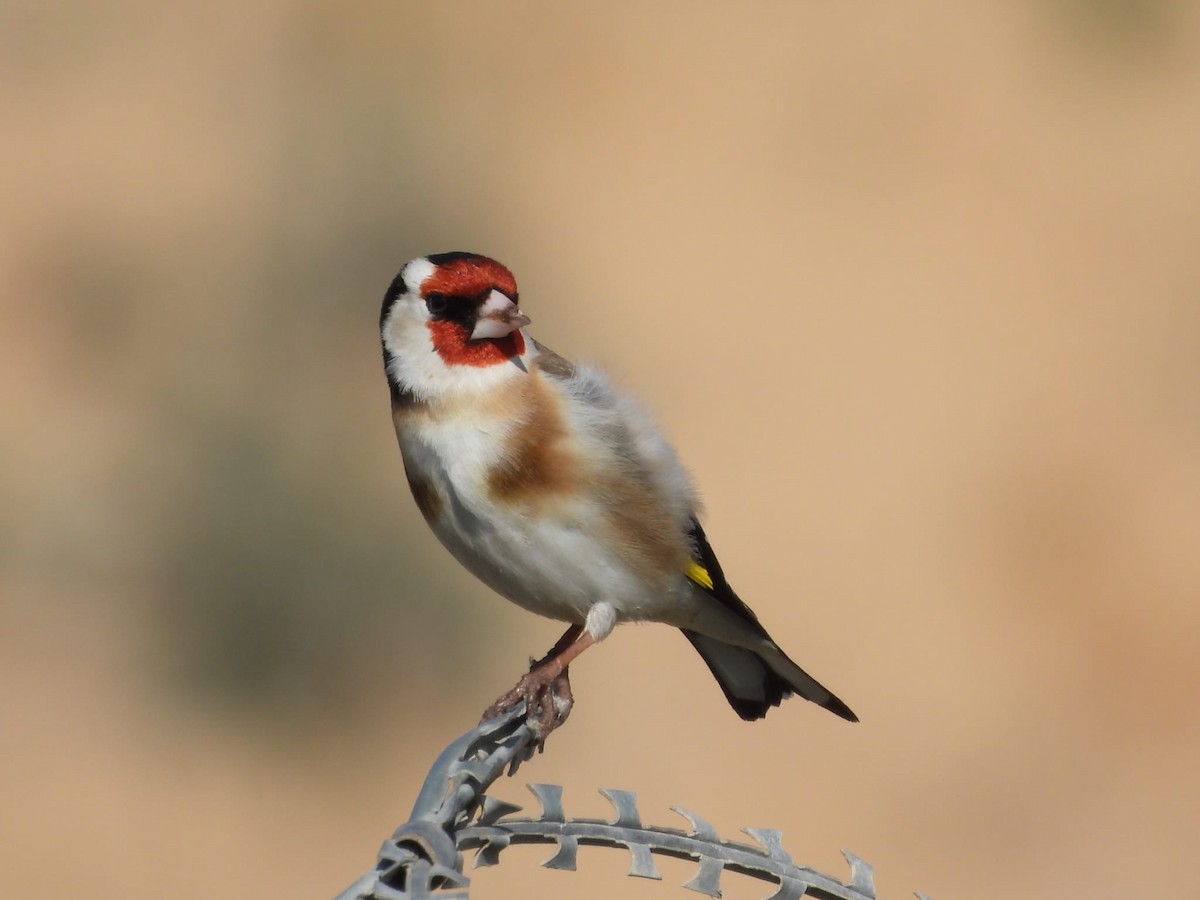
[2,2,1198,897]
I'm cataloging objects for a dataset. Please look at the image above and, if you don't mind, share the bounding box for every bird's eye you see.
[425,293,449,316]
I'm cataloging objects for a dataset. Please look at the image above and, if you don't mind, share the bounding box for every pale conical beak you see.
[471,289,531,340]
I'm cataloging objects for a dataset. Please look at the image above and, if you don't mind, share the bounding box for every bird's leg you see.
[531,624,584,668]
[482,624,594,740]
[482,624,584,722]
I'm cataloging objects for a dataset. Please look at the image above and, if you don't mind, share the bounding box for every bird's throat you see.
[427,320,526,368]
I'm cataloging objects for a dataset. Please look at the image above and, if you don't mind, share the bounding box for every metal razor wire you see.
[333,705,931,900]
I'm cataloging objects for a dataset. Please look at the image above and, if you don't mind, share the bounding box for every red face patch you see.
[420,254,524,368]
[427,319,526,367]
[421,256,518,300]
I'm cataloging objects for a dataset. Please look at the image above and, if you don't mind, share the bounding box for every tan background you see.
[3,3,1198,898]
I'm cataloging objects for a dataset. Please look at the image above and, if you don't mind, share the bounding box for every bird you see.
[380,251,857,737]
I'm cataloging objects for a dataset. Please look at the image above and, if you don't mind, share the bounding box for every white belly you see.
[399,424,669,625]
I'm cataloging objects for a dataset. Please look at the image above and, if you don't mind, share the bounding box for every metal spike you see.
[670,805,721,842]
[626,843,662,880]
[841,850,876,899]
[914,893,933,900]
[743,827,796,866]
[475,796,523,826]
[600,788,643,828]
[527,783,565,823]
[472,834,510,868]
[681,855,725,897]
[763,878,811,900]
[542,834,579,871]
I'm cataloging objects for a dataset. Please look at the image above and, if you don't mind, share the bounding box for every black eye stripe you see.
[424,292,481,326]
[424,287,513,322]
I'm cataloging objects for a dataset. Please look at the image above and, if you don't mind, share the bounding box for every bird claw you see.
[482,665,574,746]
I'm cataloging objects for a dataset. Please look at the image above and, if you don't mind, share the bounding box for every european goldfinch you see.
[380,252,857,735]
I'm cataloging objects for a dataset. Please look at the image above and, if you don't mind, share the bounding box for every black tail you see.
[683,630,858,723]
[683,517,857,723]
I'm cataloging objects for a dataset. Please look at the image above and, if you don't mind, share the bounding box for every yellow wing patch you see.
[685,560,714,591]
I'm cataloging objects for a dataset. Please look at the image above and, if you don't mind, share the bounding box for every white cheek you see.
[401,258,435,294]
[383,301,435,390]
[383,301,525,400]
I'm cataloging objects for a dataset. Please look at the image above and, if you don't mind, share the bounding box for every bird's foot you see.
[482,663,574,746]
